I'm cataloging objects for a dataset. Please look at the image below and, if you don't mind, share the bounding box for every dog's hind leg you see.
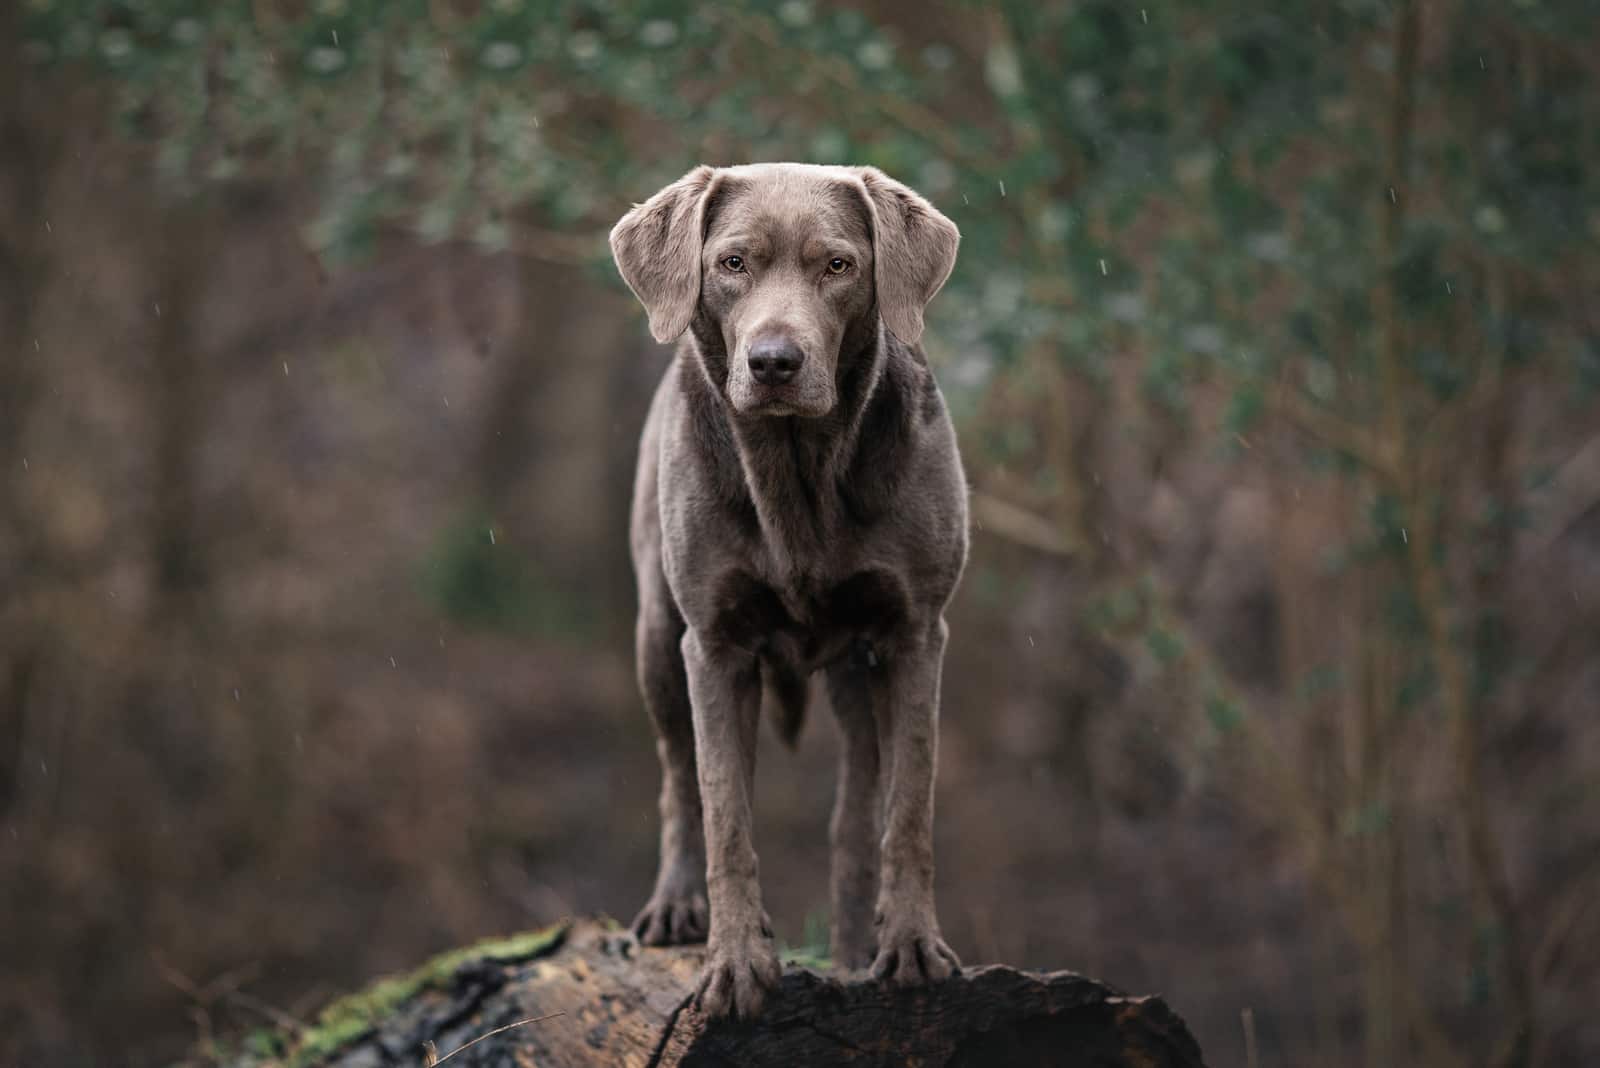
[631,595,709,946]
[825,650,882,969]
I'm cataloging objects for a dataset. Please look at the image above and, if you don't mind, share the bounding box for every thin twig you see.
[426,1012,566,1067]
[969,490,1081,556]
[1271,384,1399,484]
[222,988,307,1036]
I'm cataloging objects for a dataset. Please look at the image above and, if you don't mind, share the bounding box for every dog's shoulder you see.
[839,335,954,515]
[895,334,948,428]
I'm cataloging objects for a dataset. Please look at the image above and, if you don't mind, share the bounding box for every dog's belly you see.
[709,566,909,671]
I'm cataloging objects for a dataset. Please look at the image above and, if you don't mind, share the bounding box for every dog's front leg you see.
[872,616,961,984]
[682,628,781,1018]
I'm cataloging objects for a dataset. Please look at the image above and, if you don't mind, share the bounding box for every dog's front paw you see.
[871,914,961,985]
[631,885,710,946]
[693,931,782,1019]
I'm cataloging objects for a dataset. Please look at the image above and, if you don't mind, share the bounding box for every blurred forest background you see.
[3,1,1598,1066]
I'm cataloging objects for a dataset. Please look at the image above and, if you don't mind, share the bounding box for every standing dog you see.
[611,163,966,1019]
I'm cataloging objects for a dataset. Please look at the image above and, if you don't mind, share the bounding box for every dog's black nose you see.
[748,338,804,386]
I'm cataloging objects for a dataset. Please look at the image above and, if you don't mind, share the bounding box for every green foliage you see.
[1340,800,1393,839]
[779,910,834,971]
[24,1,1594,437]
[418,508,589,638]
[1204,692,1244,735]
[1085,577,1151,636]
[1145,626,1185,666]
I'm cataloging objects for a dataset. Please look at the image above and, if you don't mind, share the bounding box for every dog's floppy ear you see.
[609,165,718,343]
[853,166,960,347]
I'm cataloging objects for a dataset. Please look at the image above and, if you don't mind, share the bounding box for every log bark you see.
[231,920,1207,1068]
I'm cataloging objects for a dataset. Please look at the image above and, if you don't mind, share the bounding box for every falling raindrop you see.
[154,302,162,317]
[390,656,397,668]
[1141,8,1148,22]
[283,361,289,376]
[1099,259,1108,275]
[443,395,450,407]
[998,180,1006,197]
[1388,187,1396,204]
[233,689,241,701]
[44,220,52,233]
[1445,281,1453,295]
[1027,635,1035,647]
[489,527,496,545]
[1401,528,1408,544]
[332,29,339,46]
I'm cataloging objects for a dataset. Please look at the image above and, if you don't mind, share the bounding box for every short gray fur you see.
[610,162,968,1019]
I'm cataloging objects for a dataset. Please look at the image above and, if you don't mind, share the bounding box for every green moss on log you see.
[225,923,568,1068]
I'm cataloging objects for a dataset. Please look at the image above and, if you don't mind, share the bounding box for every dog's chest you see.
[710,565,907,668]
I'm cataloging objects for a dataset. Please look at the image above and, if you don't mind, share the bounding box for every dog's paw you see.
[692,933,782,1019]
[870,917,961,985]
[631,888,709,946]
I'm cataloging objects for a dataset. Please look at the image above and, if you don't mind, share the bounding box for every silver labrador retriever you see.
[610,163,966,1019]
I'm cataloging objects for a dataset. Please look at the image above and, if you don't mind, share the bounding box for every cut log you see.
[224,919,1207,1067]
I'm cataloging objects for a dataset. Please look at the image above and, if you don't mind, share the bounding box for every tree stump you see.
[226,919,1208,1067]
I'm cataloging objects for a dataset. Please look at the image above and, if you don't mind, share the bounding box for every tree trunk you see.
[226,920,1207,1068]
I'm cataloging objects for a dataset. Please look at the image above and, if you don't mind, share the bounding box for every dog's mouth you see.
[731,379,833,419]
[737,392,833,419]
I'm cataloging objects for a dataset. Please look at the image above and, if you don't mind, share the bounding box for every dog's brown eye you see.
[722,255,745,273]
[827,258,850,275]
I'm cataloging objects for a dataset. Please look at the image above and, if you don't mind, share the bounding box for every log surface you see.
[233,920,1208,1067]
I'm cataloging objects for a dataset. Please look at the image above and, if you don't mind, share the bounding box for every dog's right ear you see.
[609,165,718,343]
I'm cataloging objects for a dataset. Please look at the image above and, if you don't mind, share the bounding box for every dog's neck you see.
[683,315,918,582]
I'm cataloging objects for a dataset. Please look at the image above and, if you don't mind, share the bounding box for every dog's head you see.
[610,163,959,418]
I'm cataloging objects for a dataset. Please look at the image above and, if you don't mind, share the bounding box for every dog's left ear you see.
[610,165,718,343]
[852,167,960,347]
